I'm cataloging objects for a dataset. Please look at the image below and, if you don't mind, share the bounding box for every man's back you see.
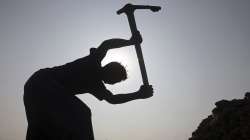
[50,53,102,94]
[24,67,95,140]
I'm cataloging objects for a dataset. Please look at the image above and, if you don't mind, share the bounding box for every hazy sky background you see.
[0,0,250,140]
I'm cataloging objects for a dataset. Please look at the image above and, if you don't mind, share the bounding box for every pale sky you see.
[0,0,250,140]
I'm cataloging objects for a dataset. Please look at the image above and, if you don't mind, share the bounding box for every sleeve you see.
[90,82,112,101]
[90,47,107,62]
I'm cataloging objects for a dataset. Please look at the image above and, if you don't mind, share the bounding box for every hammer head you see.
[117,3,161,15]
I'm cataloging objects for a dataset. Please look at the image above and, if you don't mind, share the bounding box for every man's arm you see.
[95,31,142,61]
[104,85,153,104]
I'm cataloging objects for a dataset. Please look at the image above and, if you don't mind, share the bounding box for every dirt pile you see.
[189,92,250,140]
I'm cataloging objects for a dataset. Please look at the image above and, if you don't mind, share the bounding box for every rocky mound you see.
[189,92,250,140]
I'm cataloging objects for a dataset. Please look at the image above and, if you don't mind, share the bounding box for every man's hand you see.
[137,85,153,99]
[130,31,143,45]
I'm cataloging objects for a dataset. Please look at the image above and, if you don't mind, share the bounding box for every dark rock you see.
[215,100,230,108]
[189,93,250,140]
[245,92,250,100]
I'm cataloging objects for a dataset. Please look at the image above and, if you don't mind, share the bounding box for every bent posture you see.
[24,32,153,140]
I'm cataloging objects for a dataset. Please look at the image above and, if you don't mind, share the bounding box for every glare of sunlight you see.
[101,47,142,92]
[102,47,137,75]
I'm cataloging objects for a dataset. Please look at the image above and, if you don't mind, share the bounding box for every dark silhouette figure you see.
[24,31,153,140]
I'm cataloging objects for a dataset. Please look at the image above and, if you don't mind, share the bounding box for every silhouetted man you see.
[24,31,153,140]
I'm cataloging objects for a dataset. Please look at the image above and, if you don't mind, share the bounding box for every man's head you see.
[101,62,127,84]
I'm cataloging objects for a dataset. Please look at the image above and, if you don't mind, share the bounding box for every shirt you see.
[49,48,109,100]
